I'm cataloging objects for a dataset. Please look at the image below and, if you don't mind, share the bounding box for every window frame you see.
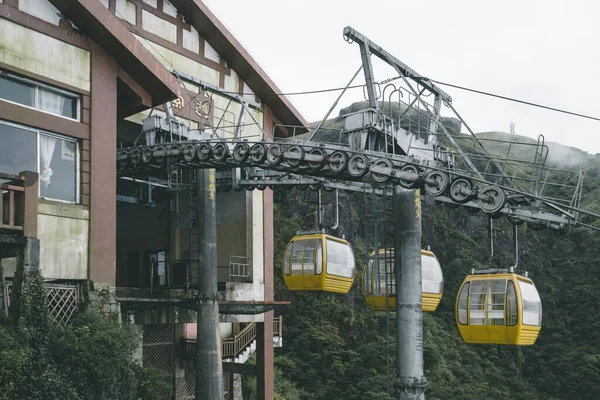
[0,119,80,204]
[0,70,81,122]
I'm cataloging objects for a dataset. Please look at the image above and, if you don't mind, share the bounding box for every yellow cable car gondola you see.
[282,232,356,294]
[362,248,444,312]
[455,269,542,345]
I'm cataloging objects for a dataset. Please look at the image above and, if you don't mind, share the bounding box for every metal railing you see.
[228,255,251,281]
[0,171,38,236]
[181,316,283,360]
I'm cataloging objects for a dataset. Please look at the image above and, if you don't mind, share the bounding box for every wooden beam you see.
[222,362,255,375]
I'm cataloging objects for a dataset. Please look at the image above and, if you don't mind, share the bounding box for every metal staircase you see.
[180,316,283,362]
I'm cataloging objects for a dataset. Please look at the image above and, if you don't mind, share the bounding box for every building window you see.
[0,121,79,203]
[0,71,80,120]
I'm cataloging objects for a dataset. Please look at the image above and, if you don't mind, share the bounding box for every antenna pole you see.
[394,186,427,400]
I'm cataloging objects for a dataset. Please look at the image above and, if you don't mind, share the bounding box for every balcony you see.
[0,171,38,259]
[0,171,38,236]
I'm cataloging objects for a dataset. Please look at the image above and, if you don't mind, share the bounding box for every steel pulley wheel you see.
[307,147,327,170]
[477,186,507,214]
[448,177,473,204]
[397,164,420,189]
[266,144,284,165]
[130,147,142,164]
[297,184,308,191]
[233,142,250,163]
[153,145,166,165]
[370,158,393,183]
[250,143,267,163]
[309,184,322,191]
[285,145,304,167]
[196,143,212,162]
[117,150,130,169]
[245,185,255,191]
[141,147,153,164]
[212,142,229,162]
[506,214,525,225]
[348,154,369,177]
[256,185,267,191]
[169,144,180,162]
[328,150,348,174]
[423,170,449,197]
[182,144,196,162]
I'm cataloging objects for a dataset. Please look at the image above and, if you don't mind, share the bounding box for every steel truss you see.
[117,136,575,234]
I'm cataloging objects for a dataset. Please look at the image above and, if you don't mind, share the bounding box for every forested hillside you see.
[263,105,600,399]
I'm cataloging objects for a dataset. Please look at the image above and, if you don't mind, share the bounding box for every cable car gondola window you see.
[289,239,320,276]
[364,259,374,294]
[422,255,443,295]
[458,282,469,325]
[469,281,488,325]
[283,244,292,275]
[326,239,354,278]
[315,241,323,274]
[507,281,518,326]
[519,280,542,326]
[489,280,506,326]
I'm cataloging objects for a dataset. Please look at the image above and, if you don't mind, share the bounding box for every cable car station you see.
[116,25,591,400]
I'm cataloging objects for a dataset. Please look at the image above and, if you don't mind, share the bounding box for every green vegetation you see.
[0,267,170,400]
[269,125,600,399]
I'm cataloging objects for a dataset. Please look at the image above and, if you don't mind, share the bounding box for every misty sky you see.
[203,0,600,154]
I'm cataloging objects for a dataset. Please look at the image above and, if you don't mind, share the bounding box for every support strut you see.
[394,186,427,400]
[195,168,223,400]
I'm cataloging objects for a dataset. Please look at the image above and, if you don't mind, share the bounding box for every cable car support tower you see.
[116,26,594,400]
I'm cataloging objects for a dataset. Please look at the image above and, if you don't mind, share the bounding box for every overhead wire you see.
[418,78,600,123]
[110,8,600,125]
[112,10,600,228]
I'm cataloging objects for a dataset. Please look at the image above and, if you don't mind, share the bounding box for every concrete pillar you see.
[89,44,117,286]
[8,237,40,325]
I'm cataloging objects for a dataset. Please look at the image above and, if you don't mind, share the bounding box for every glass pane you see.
[507,281,518,326]
[315,241,323,274]
[488,293,505,326]
[39,134,77,202]
[326,239,355,278]
[290,238,318,276]
[38,88,78,119]
[283,243,292,275]
[422,253,443,295]
[0,75,35,107]
[303,248,315,275]
[458,282,469,325]
[519,280,542,326]
[364,259,374,293]
[0,122,37,180]
[469,293,486,325]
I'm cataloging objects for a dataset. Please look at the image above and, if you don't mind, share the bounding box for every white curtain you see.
[40,135,57,187]
[38,88,66,116]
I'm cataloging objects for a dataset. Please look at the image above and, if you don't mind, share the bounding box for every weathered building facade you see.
[0,0,305,398]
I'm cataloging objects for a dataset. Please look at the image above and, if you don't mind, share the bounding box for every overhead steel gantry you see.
[116,26,590,400]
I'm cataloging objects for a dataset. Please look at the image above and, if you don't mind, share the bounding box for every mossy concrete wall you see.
[86,283,122,321]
